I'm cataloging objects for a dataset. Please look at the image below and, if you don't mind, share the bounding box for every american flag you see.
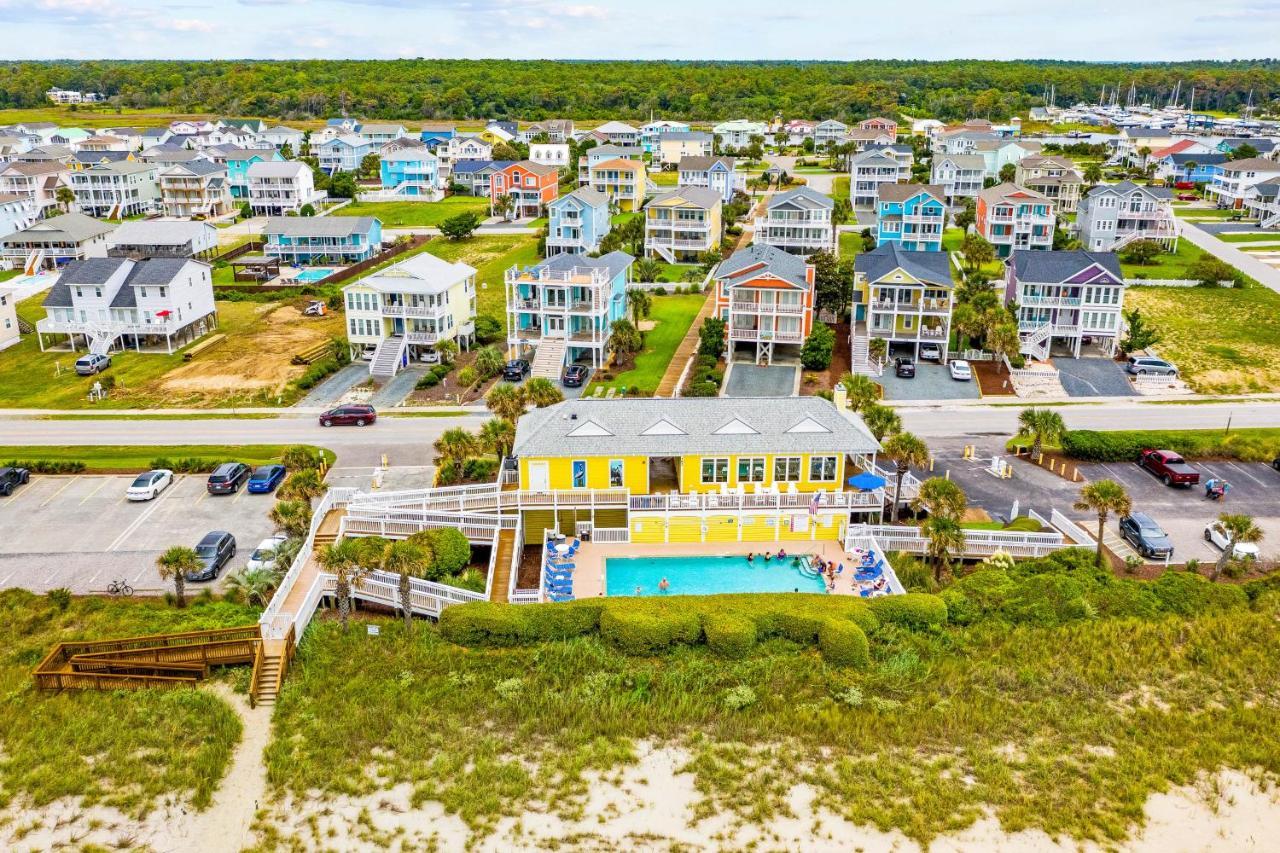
[810,490,823,516]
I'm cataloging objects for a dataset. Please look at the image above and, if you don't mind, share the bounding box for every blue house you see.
[1166,152,1226,185]
[317,134,374,174]
[264,215,384,266]
[380,148,442,198]
[419,124,455,149]
[546,188,611,255]
[1216,137,1278,158]
[214,147,283,199]
[876,184,948,252]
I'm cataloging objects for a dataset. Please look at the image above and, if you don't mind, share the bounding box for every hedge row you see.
[1061,428,1280,464]
[438,592,947,666]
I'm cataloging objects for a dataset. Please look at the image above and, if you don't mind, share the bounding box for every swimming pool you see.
[606,555,826,597]
[293,268,334,283]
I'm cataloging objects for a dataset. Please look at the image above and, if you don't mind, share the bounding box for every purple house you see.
[1004,249,1126,360]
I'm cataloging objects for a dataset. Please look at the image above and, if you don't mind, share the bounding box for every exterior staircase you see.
[650,242,676,263]
[88,328,117,356]
[23,249,44,276]
[1019,323,1051,361]
[1261,209,1280,229]
[530,338,567,380]
[850,323,883,377]
[489,527,517,603]
[369,335,407,378]
[250,649,284,705]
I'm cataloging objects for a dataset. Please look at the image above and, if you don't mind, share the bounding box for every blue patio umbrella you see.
[848,472,887,491]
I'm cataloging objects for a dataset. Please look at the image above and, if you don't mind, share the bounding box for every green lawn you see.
[833,175,850,201]
[1119,240,1212,280]
[1174,207,1240,220]
[1,444,333,473]
[0,269,21,283]
[611,212,641,226]
[0,591,258,816]
[839,230,864,258]
[1126,284,1280,393]
[1216,232,1280,243]
[650,261,701,284]
[341,197,490,228]
[650,170,679,186]
[588,292,704,395]
[423,234,540,333]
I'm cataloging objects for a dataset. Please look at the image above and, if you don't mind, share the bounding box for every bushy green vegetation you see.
[0,590,258,815]
[1,444,334,474]
[265,548,1280,846]
[343,197,490,227]
[589,292,704,395]
[1058,428,1280,463]
[423,234,540,334]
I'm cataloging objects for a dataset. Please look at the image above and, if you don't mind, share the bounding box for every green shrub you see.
[426,528,471,575]
[800,323,835,370]
[1060,428,1280,463]
[46,588,72,612]
[867,593,948,629]
[819,620,870,667]
[1151,570,1249,616]
[416,373,441,389]
[703,613,756,659]
[521,600,605,642]
[6,459,86,474]
[439,602,526,646]
[296,358,341,391]
[600,606,701,656]
[462,458,498,481]
[686,381,719,397]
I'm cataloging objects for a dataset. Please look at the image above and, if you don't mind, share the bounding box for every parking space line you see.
[38,476,78,508]
[1225,462,1267,487]
[2,478,49,507]
[0,571,14,586]
[86,568,103,587]
[79,477,113,505]
[232,486,247,504]
[106,484,182,552]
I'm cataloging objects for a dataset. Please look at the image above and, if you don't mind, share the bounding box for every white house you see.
[247,161,323,216]
[1206,157,1280,210]
[713,119,770,149]
[752,187,836,256]
[529,143,571,169]
[69,161,160,218]
[931,154,986,204]
[0,212,114,272]
[106,220,218,259]
[444,135,493,163]
[0,283,19,351]
[0,193,38,244]
[848,148,908,208]
[593,121,641,146]
[677,156,746,204]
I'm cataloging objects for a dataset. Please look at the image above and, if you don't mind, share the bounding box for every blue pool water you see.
[606,555,826,597]
[294,268,334,282]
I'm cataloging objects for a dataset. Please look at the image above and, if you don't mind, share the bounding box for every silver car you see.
[1126,356,1177,376]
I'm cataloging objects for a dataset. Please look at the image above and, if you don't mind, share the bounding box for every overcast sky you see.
[2,0,1278,61]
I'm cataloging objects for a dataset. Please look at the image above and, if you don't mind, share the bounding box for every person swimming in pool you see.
[746,552,754,563]
[658,577,670,592]
[778,548,787,559]
[764,551,773,562]
[635,585,643,596]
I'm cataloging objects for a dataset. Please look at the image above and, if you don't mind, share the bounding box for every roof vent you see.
[714,418,759,435]
[569,413,578,420]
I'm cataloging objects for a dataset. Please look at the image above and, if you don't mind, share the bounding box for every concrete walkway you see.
[1179,219,1280,295]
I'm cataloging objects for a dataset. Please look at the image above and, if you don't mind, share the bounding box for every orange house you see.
[491,160,558,219]
[713,243,816,366]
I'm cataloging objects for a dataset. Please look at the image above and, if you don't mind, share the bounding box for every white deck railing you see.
[847,523,1066,558]
[1050,508,1094,546]
[592,527,631,543]
[628,489,884,512]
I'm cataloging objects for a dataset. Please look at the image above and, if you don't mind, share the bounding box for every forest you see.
[3,59,1279,122]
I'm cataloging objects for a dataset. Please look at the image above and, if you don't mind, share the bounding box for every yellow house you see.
[644,186,723,263]
[587,158,647,212]
[851,242,955,366]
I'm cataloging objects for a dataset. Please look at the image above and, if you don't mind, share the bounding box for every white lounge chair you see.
[787,482,799,496]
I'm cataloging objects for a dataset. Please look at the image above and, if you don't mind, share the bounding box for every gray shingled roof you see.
[164,159,226,177]
[715,243,810,289]
[767,186,833,211]
[1008,249,1122,283]
[3,212,114,245]
[660,131,713,142]
[678,155,735,172]
[648,186,722,209]
[246,161,308,178]
[108,220,214,247]
[1087,181,1172,200]
[978,182,1050,205]
[878,183,946,204]
[1219,157,1280,173]
[531,250,634,281]
[264,216,378,237]
[556,187,609,207]
[512,397,879,459]
[854,243,953,288]
[936,154,986,170]
[44,257,197,309]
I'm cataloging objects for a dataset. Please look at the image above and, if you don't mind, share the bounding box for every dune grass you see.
[423,234,540,334]
[341,197,490,228]
[0,590,258,816]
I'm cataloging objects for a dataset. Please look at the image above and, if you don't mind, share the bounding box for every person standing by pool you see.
[658,577,670,593]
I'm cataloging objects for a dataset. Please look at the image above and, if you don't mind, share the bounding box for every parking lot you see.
[881,362,981,401]
[0,473,279,594]
[723,363,798,397]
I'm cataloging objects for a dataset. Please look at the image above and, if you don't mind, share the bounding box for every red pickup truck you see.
[1138,449,1200,487]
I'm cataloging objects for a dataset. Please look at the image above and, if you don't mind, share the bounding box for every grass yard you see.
[1,444,333,472]
[650,170,678,186]
[1174,207,1241,220]
[1216,232,1280,243]
[1118,240,1209,280]
[587,292,704,395]
[833,175,850,201]
[423,234,540,333]
[1126,284,1280,393]
[650,261,701,284]
[264,555,1280,848]
[340,197,490,228]
[611,212,641,227]
[0,590,258,816]
[0,269,21,283]
[839,230,864,258]
[0,296,345,409]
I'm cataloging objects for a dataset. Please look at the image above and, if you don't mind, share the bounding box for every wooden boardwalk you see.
[489,528,517,603]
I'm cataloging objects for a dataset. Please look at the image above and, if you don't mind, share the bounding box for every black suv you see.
[206,462,250,495]
[0,466,30,497]
[1119,512,1175,560]
[503,359,530,381]
[894,357,916,378]
[189,531,236,581]
[562,364,590,387]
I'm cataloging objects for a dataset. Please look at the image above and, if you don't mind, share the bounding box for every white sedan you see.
[1204,521,1261,559]
[949,359,973,381]
[246,535,290,571]
[126,469,173,501]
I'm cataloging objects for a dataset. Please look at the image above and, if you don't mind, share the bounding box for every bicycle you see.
[106,579,134,596]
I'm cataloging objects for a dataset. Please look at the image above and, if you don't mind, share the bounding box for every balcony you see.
[38,317,180,336]
[381,302,447,319]
[729,326,804,343]
[730,299,805,314]
[649,236,715,250]
[1020,294,1082,308]
[406,330,440,344]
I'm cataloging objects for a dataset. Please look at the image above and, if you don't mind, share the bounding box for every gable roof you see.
[854,243,953,288]
[978,182,1050,205]
[648,186,722,210]
[936,153,986,170]
[246,161,309,179]
[2,212,113,245]
[512,397,879,459]
[767,186,833,211]
[348,250,475,296]
[1086,180,1172,200]
[678,155,736,173]
[553,187,609,208]
[1168,152,1227,167]
[1008,249,1123,283]
[43,257,197,308]
[715,243,811,289]
[849,149,901,167]
[264,215,378,237]
[503,160,558,176]
[595,121,640,135]
[878,183,946,205]
[107,220,215,247]
[1220,157,1280,173]
[590,157,644,173]
[162,159,226,177]
[529,250,634,282]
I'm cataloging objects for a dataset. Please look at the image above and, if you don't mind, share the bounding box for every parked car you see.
[247,464,287,494]
[126,469,173,502]
[502,359,530,381]
[1272,456,1280,472]
[189,530,236,582]
[562,364,590,387]
[319,404,376,427]
[74,353,112,376]
[206,462,250,495]
[920,343,942,362]
[1120,512,1175,560]
[1126,356,1178,377]
[949,359,973,381]
[1204,521,1262,560]
[0,466,30,497]
[1138,448,1200,487]
[358,344,377,361]
[894,357,916,378]
[246,534,289,571]
[419,349,440,364]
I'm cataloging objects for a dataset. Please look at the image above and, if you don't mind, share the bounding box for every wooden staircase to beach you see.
[489,528,517,603]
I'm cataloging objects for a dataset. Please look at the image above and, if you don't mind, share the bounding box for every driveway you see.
[880,363,981,401]
[296,362,370,408]
[723,363,798,397]
[1053,357,1136,397]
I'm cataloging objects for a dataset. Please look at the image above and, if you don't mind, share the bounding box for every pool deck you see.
[563,539,867,598]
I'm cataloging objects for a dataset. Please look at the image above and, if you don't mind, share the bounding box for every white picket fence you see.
[1050,509,1094,547]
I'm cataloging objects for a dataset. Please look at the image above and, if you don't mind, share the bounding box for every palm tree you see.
[838,372,880,412]
[1074,480,1132,567]
[921,515,965,583]
[479,417,516,464]
[881,432,930,522]
[1083,162,1103,186]
[861,403,901,441]
[486,382,527,422]
[1016,407,1067,461]
[224,566,282,607]
[523,376,563,408]
[278,468,326,503]
[987,322,1022,371]
[155,545,202,608]
[55,185,76,212]
[434,428,477,481]
[913,477,967,521]
[494,192,515,221]
[1211,513,1263,581]
[474,346,506,380]
[270,499,313,539]
[380,540,431,632]
[627,286,654,321]
[280,445,323,472]
[317,538,366,630]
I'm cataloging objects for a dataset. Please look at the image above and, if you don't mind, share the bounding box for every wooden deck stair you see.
[489,528,517,603]
[313,508,344,547]
[251,651,284,705]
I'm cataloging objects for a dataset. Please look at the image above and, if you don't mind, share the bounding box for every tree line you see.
[4,59,1280,122]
